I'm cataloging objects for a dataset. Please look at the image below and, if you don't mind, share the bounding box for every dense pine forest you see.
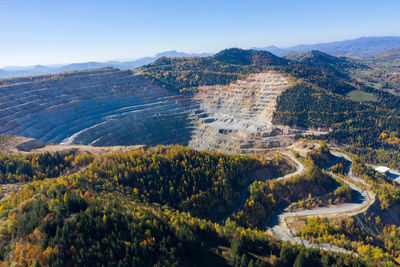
[0,150,93,183]
[0,145,370,266]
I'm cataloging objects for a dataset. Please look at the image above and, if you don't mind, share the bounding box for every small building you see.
[375,166,390,175]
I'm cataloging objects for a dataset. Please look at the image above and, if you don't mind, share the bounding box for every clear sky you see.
[0,0,399,67]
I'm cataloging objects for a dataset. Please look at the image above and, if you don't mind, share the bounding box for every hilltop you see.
[213,48,289,66]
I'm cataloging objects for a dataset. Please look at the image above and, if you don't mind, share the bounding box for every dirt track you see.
[269,150,375,254]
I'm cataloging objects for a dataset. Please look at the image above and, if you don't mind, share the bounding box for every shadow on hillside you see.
[351,189,365,204]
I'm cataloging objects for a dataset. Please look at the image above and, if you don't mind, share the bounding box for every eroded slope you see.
[189,72,297,153]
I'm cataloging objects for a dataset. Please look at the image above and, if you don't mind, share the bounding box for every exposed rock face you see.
[189,72,294,153]
[0,68,198,146]
[0,69,304,152]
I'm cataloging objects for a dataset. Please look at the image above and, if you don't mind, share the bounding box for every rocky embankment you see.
[189,72,295,153]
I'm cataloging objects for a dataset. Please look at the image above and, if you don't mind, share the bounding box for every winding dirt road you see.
[222,148,372,254]
[221,148,366,253]
[277,151,306,180]
[219,150,307,223]
[269,150,374,254]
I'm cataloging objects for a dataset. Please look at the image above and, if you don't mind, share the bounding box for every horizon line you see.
[1,35,399,69]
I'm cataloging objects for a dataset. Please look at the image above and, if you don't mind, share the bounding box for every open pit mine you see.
[0,68,320,153]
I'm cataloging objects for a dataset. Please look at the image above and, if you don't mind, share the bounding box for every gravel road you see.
[269,150,374,254]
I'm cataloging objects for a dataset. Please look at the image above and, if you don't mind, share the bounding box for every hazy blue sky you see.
[0,0,399,67]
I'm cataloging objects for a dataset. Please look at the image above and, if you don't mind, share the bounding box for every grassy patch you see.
[346,90,378,102]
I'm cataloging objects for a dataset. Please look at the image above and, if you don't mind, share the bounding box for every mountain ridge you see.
[253,36,400,57]
[2,36,400,79]
[0,50,212,79]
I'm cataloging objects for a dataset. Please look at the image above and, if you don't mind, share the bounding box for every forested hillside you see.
[0,145,367,266]
[141,48,400,151]
[140,49,288,92]
[0,150,93,183]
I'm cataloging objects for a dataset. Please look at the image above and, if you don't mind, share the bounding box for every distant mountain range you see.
[0,50,212,79]
[253,36,400,57]
[1,36,400,79]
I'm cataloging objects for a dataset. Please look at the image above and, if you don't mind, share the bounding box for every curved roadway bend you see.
[330,151,370,186]
[269,150,374,254]
[277,151,306,180]
[219,151,307,224]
